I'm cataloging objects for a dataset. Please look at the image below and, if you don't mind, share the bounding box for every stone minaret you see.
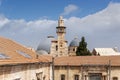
[56,16,68,56]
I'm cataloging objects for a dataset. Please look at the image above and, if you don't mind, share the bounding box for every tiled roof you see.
[0,36,51,66]
[54,56,120,66]
[1,36,120,67]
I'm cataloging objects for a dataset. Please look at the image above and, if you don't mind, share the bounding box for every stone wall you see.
[0,63,51,80]
[54,66,81,80]
[111,66,120,80]
[54,65,120,80]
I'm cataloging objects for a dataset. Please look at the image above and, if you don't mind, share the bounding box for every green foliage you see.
[76,37,91,56]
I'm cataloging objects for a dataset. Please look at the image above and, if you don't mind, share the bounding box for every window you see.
[85,75,87,80]
[61,74,65,80]
[36,72,43,80]
[74,75,79,80]
[73,48,75,51]
[103,76,106,80]
[113,77,118,80]
[89,73,102,80]
[17,50,31,58]
[0,53,10,59]
[13,78,21,80]
[60,29,63,32]
[56,45,58,51]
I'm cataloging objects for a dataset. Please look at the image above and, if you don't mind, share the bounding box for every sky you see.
[0,0,120,51]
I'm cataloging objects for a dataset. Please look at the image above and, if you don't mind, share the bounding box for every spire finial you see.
[58,16,64,26]
[59,16,63,20]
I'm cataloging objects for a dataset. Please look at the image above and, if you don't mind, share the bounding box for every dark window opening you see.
[13,78,21,80]
[36,72,42,80]
[56,45,58,51]
[113,77,118,80]
[89,73,102,80]
[73,48,75,51]
[61,74,65,80]
[74,75,79,80]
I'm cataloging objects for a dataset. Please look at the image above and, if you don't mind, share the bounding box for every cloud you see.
[65,2,120,50]
[0,2,120,51]
[0,15,57,49]
[0,15,9,27]
[61,4,79,16]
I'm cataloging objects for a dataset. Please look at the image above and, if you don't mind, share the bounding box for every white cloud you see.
[0,16,57,49]
[0,15,9,27]
[61,4,79,16]
[65,2,120,50]
[0,2,120,51]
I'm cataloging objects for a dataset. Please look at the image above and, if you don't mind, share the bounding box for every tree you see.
[76,37,91,56]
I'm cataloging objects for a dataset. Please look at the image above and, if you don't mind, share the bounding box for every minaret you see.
[56,16,68,56]
[56,16,66,40]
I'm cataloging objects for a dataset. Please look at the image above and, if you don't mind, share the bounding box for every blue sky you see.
[0,0,119,20]
[0,0,120,51]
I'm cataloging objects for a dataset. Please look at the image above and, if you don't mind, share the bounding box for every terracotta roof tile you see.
[54,56,120,66]
[0,36,51,66]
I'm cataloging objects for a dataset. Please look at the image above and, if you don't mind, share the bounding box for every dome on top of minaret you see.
[36,36,55,54]
[58,16,64,27]
[59,16,63,20]
[69,37,80,47]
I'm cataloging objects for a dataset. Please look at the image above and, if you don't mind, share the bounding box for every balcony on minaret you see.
[56,27,66,33]
[56,16,66,33]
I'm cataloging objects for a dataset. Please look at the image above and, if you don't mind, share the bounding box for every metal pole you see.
[81,65,83,80]
[67,63,69,80]
[109,60,111,80]
[52,57,54,80]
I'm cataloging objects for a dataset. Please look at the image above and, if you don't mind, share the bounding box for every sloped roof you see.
[54,56,120,66]
[0,36,51,66]
[93,48,120,56]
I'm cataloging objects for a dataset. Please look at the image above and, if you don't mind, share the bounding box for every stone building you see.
[69,37,80,56]
[54,56,120,80]
[50,16,68,57]
[36,16,79,57]
[36,16,120,80]
[37,16,69,57]
[0,37,52,80]
[36,16,120,58]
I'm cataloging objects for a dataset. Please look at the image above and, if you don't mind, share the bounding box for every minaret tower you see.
[56,16,68,56]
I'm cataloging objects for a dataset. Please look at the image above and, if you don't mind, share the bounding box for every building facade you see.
[50,16,68,57]
[0,37,52,80]
[36,16,79,57]
[54,56,120,80]
[0,63,51,80]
